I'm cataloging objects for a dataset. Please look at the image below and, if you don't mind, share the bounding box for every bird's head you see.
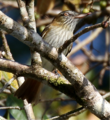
[52,10,89,31]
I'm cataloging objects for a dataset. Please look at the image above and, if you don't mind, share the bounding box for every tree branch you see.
[23,99,35,120]
[0,76,15,93]
[74,6,110,33]
[0,31,14,60]
[67,27,103,57]
[0,106,22,110]
[26,0,36,32]
[16,1,37,119]
[0,116,7,120]
[50,107,86,120]
[58,20,109,53]
[0,59,81,103]
[17,0,29,26]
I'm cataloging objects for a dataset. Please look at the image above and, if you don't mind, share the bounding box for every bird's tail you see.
[15,78,41,104]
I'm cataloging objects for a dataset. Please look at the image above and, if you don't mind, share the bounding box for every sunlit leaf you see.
[0,71,18,89]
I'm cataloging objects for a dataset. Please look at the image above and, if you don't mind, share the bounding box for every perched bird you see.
[15,10,88,103]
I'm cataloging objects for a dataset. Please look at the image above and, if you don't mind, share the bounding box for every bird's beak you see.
[74,13,91,19]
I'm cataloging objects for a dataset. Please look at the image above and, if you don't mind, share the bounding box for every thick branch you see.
[0,59,81,103]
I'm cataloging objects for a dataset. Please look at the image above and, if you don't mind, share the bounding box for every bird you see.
[15,10,88,103]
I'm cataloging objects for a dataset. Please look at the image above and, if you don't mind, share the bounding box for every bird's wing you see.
[41,24,51,39]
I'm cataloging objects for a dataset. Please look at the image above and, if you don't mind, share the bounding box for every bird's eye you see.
[64,12,69,16]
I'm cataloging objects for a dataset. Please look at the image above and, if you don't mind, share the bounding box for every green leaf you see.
[6,94,27,120]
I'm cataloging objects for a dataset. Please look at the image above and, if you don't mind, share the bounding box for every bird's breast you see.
[43,26,73,49]
[42,26,73,71]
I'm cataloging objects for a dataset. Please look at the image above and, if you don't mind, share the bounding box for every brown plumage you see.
[15,11,87,103]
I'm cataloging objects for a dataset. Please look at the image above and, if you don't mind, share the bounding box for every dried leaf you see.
[36,0,55,15]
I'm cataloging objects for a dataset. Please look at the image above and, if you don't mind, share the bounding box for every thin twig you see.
[0,106,22,110]
[26,0,42,67]
[98,18,110,86]
[0,0,18,8]
[74,40,105,62]
[0,76,15,93]
[84,62,103,75]
[0,31,14,60]
[99,67,106,85]
[0,99,6,106]
[26,0,36,32]
[91,64,108,83]
[105,23,110,62]
[42,102,52,119]
[0,26,22,93]
[17,0,29,26]
[0,78,17,93]
[50,91,110,120]
[89,0,94,9]
[30,49,42,66]
[103,92,110,99]
[99,90,107,96]
[36,18,52,27]
[50,107,86,120]
[2,89,11,94]
[38,98,74,103]
[67,27,103,57]
[59,20,109,53]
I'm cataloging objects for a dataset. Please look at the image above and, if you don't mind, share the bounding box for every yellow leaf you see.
[0,71,18,89]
